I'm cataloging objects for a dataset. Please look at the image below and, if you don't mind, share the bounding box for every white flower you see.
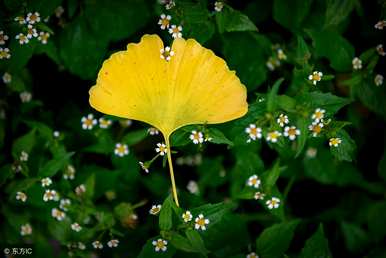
[81,114,97,130]
[37,32,50,44]
[187,180,199,194]
[168,24,182,38]
[155,143,167,156]
[182,210,193,222]
[266,197,280,209]
[254,191,265,200]
[149,204,162,215]
[0,30,9,45]
[75,184,86,195]
[352,57,362,70]
[92,240,103,249]
[277,114,289,127]
[16,191,27,202]
[189,130,204,144]
[107,239,119,248]
[277,48,287,60]
[376,44,386,56]
[12,164,22,173]
[20,151,29,161]
[160,46,175,61]
[266,131,282,143]
[26,25,38,39]
[374,20,386,30]
[43,189,59,202]
[214,1,224,12]
[2,72,11,83]
[20,223,32,236]
[266,57,280,71]
[53,131,60,138]
[194,214,210,231]
[51,208,66,221]
[14,16,26,24]
[63,165,75,180]
[60,198,71,211]
[374,74,384,86]
[139,161,149,173]
[148,127,159,135]
[306,147,317,158]
[20,91,32,102]
[99,117,112,128]
[77,242,86,250]
[283,126,300,141]
[15,33,29,44]
[245,124,262,142]
[114,143,129,157]
[329,137,342,147]
[0,47,11,59]
[41,177,52,187]
[311,108,325,122]
[165,0,175,9]
[308,71,323,85]
[246,175,261,189]
[308,122,324,137]
[55,6,65,18]
[158,14,171,30]
[246,252,259,258]
[152,238,168,252]
[71,222,82,232]
[26,12,41,24]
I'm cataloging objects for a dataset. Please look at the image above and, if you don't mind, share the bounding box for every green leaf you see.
[84,173,96,199]
[169,232,195,253]
[122,129,148,146]
[256,220,300,258]
[28,0,63,17]
[159,195,173,231]
[1,39,37,73]
[38,152,74,177]
[341,221,369,253]
[186,229,209,256]
[273,0,313,31]
[216,5,258,33]
[295,35,311,65]
[267,78,284,112]
[207,128,233,146]
[324,0,357,29]
[299,224,332,258]
[12,129,36,159]
[295,117,308,157]
[296,92,351,115]
[329,130,356,162]
[138,237,176,258]
[261,160,281,192]
[191,202,235,226]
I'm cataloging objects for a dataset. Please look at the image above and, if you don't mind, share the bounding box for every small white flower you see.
[189,130,204,144]
[53,131,60,138]
[165,0,175,9]
[246,175,261,189]
[37,32,50,44]
[60,198,71,211]
[152,238,168,252]
[19,151,29,161]
[71,222,82,232]
[308,122,324,137]
[214,1,224,12]
[308,71,323,85]
[114,143,129,157]
[155,143,167,156]
[63,165,75,180]
[81,114,97,130]
[26,12,41,24]
[266,131,282,143]
[77,242,86,250]
[41,177,52,187]
[12,164,22,173]
[15,33,29,45]
[306,147,317,158]
[139,161,149,173]
[187,180,199,194]
[374,20,386,30]
[246,252,259,258]
[374,74,384,86]
[92,240,103,249]
[107,239,119,248]
[0,31,9,45]
[376,44,386,56]
[16,191,27,202]
[182,210,193,222]
[2,72,11,84]
[43,189,59,202]
[51,208,66,221]
[0,47,11,59]
[352,57,362,70]
[266,57,280,71]
[75,184,86,195]
[20,223,32,236]
[245,124,262,142]
[26,25,38,39]
[254,191,265,200]
[55,6,65,18]
[148,127,159,135]
[329,137,342,147]
[277,48,287,60]
[98,117,112,128]
[20,91,32,102]
[266,197,280,209]
[158,14,172,30]
[283,126,300,141]
[311,108,325,122]
[168,24,182,38]
[277,114,289,127]
[149,204,162,215]
[194,214,210,231]
[160,46,175,61]
[14,16,26,24]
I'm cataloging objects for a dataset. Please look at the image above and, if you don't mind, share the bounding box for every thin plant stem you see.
[164,135,180,207]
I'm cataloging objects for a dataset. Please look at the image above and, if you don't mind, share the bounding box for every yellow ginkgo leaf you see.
[89,34,248,206]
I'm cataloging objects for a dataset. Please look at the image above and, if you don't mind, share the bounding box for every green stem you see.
[164,136,180,207]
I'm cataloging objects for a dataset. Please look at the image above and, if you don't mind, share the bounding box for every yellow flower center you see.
[30,14,37,21]
[152,207,160,213]
[197,218,206,226]
[249,127,258,135]
[156,240,165,249]
[288,128,297,136]
[172,27,179,33]
[159,146,166,153]
[84,119,93,126]
[117,145,126,153]
[161,19,169,27]
[250,178,257,185]
[330,138,340,145]
[269,132,279,139]
[183,213,190,220]
[312,125,322,133]
[312,74,321,81]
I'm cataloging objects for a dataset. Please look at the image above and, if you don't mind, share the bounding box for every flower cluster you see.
[266,46,287,71]
[246,174,281,209]
[157,13,183,39]
[12,12,50,46]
